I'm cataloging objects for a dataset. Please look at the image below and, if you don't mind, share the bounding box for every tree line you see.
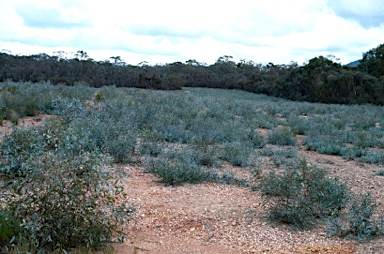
[1,43,383,105]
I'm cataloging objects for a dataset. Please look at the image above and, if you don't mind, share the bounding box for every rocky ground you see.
[2,115,383,253]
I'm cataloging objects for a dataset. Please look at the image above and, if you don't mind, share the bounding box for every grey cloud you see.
[129,25,207,39]
[326,1,384,28]
[15,5,88,29]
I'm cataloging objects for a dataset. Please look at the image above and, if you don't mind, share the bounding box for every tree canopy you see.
[1,44,383,105]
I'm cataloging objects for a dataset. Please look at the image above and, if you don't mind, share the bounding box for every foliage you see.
[1,43,384,104]
[257,159,349,229]
[145,157,214,186]
[0,81,383,249]
[327,194,384,241]
[0,107,135,252]
[1,151,134,252]
[0,211,20,247]
[304,135,342,155]
[0,127,46,176]
[220,141,253,167]
[358,43,384,78]
[259,147,298,168]
[340,146,366,160]
[267,127,296,146]
[376,169,384,176]
[0,81,94,122]
[219,171,250,187]
[360,150,384,164]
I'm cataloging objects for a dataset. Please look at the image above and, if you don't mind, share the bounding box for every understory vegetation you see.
[0,81,383,252]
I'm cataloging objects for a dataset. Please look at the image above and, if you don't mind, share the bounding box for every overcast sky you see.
[0,0,383,65]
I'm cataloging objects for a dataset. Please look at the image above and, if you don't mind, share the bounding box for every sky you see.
[0,0,383,66]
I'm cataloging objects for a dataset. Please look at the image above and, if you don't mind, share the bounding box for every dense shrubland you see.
[0,82,383,252]
[1,43,384,105]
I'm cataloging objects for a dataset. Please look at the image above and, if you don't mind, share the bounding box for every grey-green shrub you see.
[145,157,213,186]
[257,159,349,229]
[220,141,253,167]
[327,194,384,241]
[0,211,20,247]
[361,150,384,164]
[219,171,250,187]
[304,135,342,155]
[107,134,138,163]
[340,146,366,160]
[0,118,135,252]
[267,127,296,146]
[0,127,46,176]
[1,151,134,252]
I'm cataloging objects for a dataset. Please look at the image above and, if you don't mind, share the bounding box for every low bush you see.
[138,141,162,157]
[219,171,250,187]
[0,109,3,125]
[24,101,39,116]
[304,135,342,155]
[246,130,266,148]
[340,146,366,160]
[287,115,310,135]
[267,127,296,146]
[0,121,135,252]
[257,159,349,229]
[376,169,384,176]
[220,141,253,167]
[327,194,384,241]
[0,211,20,247]
[188,144,221,167]
[145,157,214,186]
[9,110,20,125]
[0,127,46,177]
[270,147,298,168]
[1,151,134,252]
[360,150,384,164]
[107,134,138,163]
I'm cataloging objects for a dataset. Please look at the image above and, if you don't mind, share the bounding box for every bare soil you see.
[112,130,384,254]
[2,116,384,253]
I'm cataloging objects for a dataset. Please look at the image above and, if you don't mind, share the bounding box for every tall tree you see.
[359,43,384,77]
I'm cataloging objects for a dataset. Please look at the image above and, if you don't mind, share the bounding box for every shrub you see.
[270,147,298,168]
[0,109,4,125]
[1,151,134,252]
[360,150,384,164]
[219,171,250,187]
[0,127,46,177]
[376,169,384,176]
[257,159,348,229]
[50,97,86,123]
[24,101,39,116]
[107,134,138,163]
[182,144,222,167]
[138,141,162,157]
[220,141,253,167]
[0,122,135,252]
[304,135,342,155]
[246,130,266,148]
[327,194,384,241]
[9,110,19,125]
[354,131,375,148]
[95,92,104,102]
[340,146,366,160]
[287,115,310,135]
[0,211,20,247]
[267,127,296,146]
[145,157,213,186]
